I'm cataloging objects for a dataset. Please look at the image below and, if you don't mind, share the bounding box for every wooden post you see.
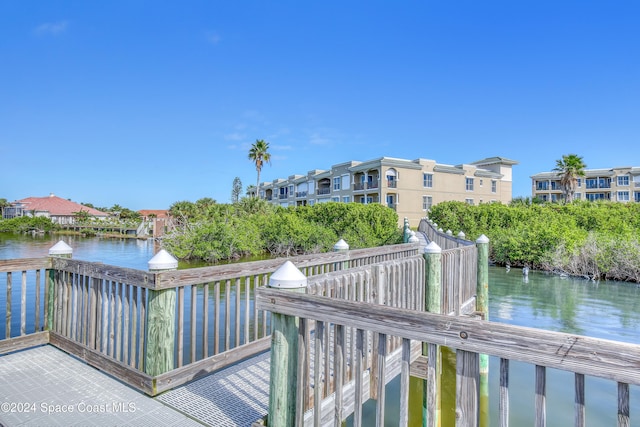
[47,241,73,331]
[423,241,441,427]
[268,261,308,427]
[403,217,411,243]
[333,239,350,271]
[145,250,178,377]
[476,235,490,426]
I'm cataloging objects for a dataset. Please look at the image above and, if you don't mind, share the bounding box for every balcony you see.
[354,183,365,191]
[586,179,611,189]
[316,188,331,196]
[387,181,397,188]
[368,182,379,190]
[295,191,308,198]
[278,194,288,200]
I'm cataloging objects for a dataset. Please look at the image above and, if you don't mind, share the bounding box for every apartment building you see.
[531,166,640,203]
[259,156,518,226]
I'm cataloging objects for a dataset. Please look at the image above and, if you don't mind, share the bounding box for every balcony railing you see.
[387,181,397,188]
[353,183,365,191]
[295,191,308,198]
[279,194,288,199]
[368,181,379,189]
[316,188,331,196]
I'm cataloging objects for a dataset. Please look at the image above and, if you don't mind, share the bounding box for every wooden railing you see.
[0,242,420,396]
[257,288,640,427]
[442,245,477,316]
[302,255,426,414]
[419,217,472,249]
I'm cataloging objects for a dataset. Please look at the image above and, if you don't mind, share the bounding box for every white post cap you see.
[446,230,452,235]
[333,239,349,251]
[148,249,178,271]
[457,231,466,239]
[408,231,419,243]
[424,241,442,254]
[49,240,73,256]
[269,261,308,289]
[476,234,490,244]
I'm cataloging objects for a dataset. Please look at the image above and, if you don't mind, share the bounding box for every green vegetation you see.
[0,216,59,233]
[429,200,640,282]
[162,200,402,263]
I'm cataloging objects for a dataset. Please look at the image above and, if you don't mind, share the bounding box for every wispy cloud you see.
[224,132,246,142]
[34,21,68,36]
[308,132,332,146]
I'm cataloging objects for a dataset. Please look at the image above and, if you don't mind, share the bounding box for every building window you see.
[342,196,350,203]
[574,192,582,200]
[465,198,474,205]
[491,180,497,193]
[466,178,474,191]
[422,196,432,211]
[423,173,433,188]
[536,181,549,191]
[577,178,582,188]
[635,192,640,202]
[618,191,630,201]
[333,177,341,191]
[479,179,483,187]
[288,185,294,196]
[618,176,630,186]
[586,193,608,201]
[331,197,340,202]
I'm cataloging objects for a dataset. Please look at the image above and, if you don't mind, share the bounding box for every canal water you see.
[1,233,639,426]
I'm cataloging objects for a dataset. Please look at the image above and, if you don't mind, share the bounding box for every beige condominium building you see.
[259,156,518,226]
[531,166,640,203]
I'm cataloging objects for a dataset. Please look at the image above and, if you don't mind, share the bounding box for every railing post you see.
[145,249,178,377]
[403,217,411,243]
[476,234,490,426]
[423,242,442,427]
[47,241,72,331]
[333,239,350,270]
[268,261,308,427]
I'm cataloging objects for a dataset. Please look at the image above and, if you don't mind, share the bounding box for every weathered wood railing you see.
[257,287,640,427]
[419,216,472,250]
[303,255,426,414]
[0,242,420,396]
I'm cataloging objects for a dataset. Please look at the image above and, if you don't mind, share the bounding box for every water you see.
[2,234,639,425]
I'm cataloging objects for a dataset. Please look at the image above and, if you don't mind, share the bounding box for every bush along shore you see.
[161,199,403,263]
[428,200,640,283]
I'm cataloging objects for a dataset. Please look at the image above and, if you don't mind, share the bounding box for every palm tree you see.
[248,139,271,198]
[553,154,587,203]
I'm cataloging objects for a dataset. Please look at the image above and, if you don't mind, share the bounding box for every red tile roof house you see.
[11,193,109,225]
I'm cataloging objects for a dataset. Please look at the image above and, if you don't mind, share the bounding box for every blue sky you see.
[2,1,638,210]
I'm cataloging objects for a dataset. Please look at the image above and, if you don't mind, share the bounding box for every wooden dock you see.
[2,218,639,426]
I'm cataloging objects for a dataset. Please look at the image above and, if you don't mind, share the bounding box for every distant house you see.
[6,193,109,225]
[138,210,170,220]
[138,209,172,238]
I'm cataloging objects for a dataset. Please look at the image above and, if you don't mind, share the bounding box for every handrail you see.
[0,242,421,396]
[418,217,472,249]
[257,288,640,426]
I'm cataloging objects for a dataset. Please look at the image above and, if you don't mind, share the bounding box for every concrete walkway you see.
[0,346,204,427]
